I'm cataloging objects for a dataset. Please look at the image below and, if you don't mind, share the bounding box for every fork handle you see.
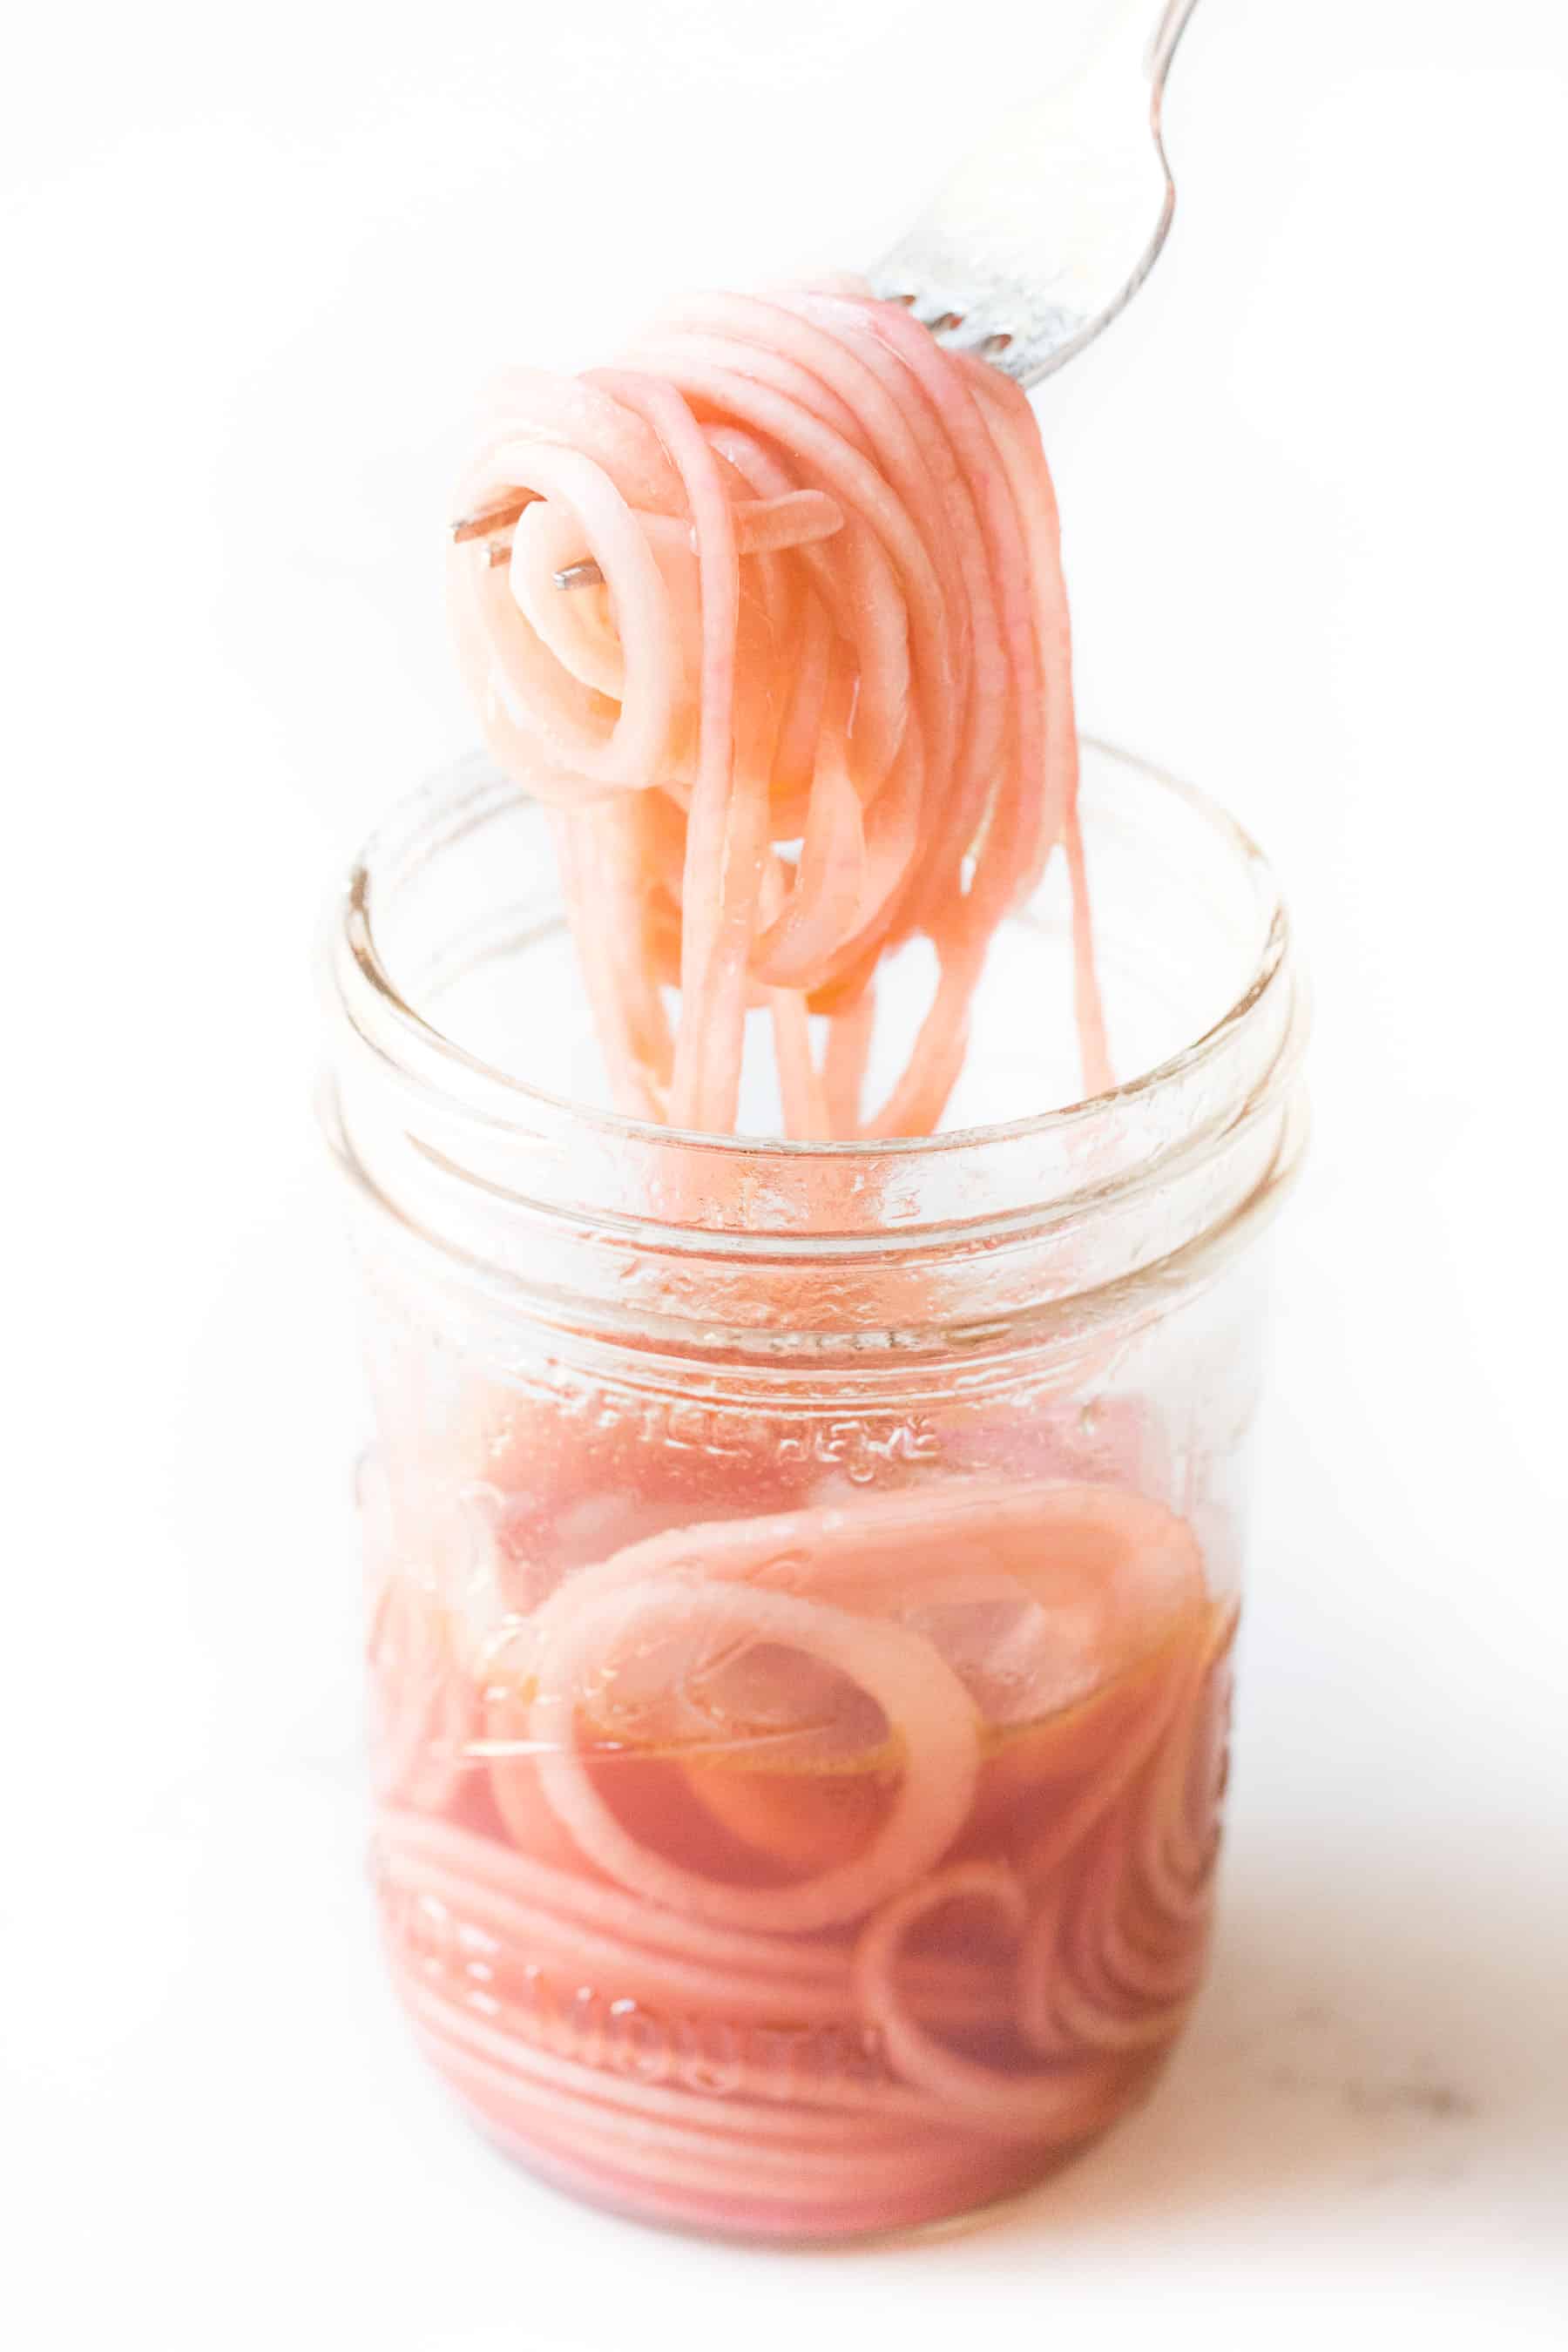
[868,0,1206,389]
[1150,0,1201,84]
[1086,0,1200,91]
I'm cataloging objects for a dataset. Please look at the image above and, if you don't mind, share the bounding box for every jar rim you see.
[334,737,1290,1166]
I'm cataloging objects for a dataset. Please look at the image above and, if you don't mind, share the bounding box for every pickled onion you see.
[449,289,1107,1137]
[850,1863,1132,2144]
[392,291,1238,2238]
[528,1577,980,1931]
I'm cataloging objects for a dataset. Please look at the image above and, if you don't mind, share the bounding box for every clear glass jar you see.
[321,740,1307,2243]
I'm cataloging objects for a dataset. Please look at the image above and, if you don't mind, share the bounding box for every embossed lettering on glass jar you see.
[321,741,1306,2243]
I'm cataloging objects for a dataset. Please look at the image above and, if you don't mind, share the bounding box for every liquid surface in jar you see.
[369,288,1233,2238]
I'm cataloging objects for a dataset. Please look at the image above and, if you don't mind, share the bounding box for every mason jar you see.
[320,740,1307,2243]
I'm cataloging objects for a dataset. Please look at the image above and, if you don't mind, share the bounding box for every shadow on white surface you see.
[929,1842,1565,2256]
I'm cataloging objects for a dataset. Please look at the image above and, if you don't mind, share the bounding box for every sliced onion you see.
[530,1577,979,1931]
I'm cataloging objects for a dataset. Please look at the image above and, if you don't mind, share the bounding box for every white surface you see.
[3,2,1566,2344]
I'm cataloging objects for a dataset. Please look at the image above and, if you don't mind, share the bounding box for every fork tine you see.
[451,490,539,544]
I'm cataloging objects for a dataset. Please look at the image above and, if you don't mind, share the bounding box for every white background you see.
[3,2,1565,2344]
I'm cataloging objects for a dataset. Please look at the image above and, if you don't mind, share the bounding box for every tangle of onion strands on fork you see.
[449,287,1111,1139]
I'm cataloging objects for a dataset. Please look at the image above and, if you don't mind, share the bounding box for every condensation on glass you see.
[321,741,1307,2243]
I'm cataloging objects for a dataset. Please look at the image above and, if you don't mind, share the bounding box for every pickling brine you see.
[365,1398,1237,2239]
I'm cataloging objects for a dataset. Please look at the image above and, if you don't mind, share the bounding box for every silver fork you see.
[456,0,1200,578]
[870,0,1201,386]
